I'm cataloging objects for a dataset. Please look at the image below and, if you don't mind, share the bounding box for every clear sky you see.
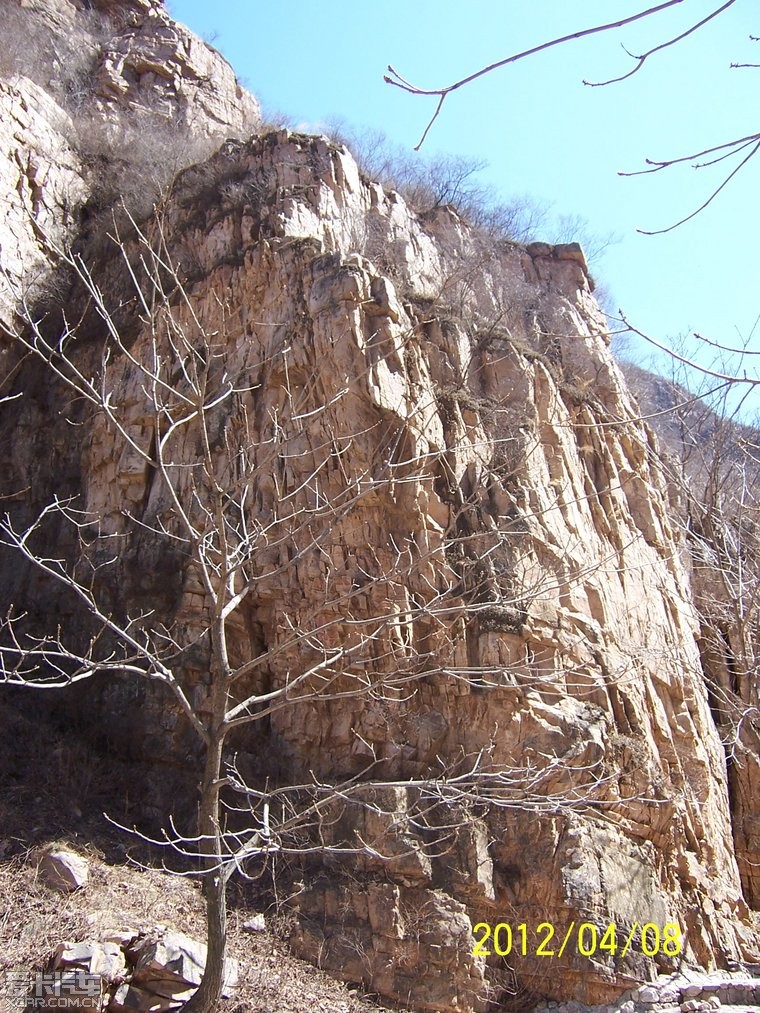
[169,1,758,413]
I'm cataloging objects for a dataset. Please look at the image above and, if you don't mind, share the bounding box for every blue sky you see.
[169,1,758,411]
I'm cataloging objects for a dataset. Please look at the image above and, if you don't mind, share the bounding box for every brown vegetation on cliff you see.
[0,3,759,1012]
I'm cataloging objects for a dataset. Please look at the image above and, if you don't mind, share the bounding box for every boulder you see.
[38,848,89,893]
[130,930,238,997]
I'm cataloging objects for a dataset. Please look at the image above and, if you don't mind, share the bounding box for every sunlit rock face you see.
[0,0,259,327]
[0,4,757,1011]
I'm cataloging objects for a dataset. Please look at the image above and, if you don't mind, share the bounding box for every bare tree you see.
[0,210,611,1010]
[625,352,760,901]
[683,410,760,905]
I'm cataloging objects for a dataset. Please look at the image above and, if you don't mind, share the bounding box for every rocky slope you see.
[0,0,258,326]
[0,2,758,1011]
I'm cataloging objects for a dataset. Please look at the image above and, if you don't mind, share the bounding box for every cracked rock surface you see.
[1,4,759,1012]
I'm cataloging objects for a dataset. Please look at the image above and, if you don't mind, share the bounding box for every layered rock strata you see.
[0,4,758,1011]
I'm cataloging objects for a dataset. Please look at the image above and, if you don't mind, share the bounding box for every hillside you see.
[0,2,759,1012]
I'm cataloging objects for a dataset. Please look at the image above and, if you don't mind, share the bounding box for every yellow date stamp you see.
[472,921,683,959]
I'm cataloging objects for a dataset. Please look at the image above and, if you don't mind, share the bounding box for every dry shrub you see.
[323,121,549,243]
[0,2,110,109]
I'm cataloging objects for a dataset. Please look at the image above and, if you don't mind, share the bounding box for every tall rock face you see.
[0,0,258,325]
[1,5,758,1012]
[622,361,760,921]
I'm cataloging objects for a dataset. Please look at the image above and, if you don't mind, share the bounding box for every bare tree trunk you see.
[182,729,227,1013]
[182,867,227,1013]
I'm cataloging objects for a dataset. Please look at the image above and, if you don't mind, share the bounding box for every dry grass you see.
[0,846,407,1013]
[0,848,92,977]
[0,700,407,1013]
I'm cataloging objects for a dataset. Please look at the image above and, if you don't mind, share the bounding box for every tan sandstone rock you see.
[0,5,758,1012]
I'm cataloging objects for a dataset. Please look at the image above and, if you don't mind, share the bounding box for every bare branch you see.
[620,313,760,387]
[584,0,737,87]
[637,138,760,234]
[384,1,687,148]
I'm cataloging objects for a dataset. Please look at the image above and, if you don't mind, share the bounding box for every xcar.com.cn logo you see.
[3,970,102,1009]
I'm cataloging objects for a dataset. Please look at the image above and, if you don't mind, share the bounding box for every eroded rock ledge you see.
[0,5,758,1012]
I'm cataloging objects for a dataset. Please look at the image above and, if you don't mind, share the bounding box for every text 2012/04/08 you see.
[472,922,683,959]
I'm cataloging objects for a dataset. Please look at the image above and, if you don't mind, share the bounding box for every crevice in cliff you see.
[697,622,760,909]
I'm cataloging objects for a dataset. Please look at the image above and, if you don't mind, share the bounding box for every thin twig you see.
[384,0,687,148]
[584,0,737,86]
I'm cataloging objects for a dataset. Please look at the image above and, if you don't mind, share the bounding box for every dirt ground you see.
[0,699,410,1013]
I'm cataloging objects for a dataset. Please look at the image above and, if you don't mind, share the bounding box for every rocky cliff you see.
[1,3,758,1011]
